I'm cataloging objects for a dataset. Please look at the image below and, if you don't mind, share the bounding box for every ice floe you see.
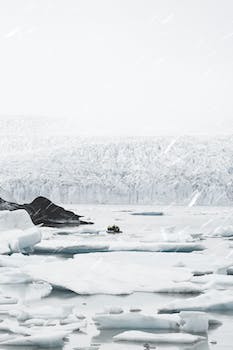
[180,311,209,333]
[159,290,233,313]
[192,274,233,290]
[0,331,69,347]
[35,238,205,254]
[0,294,17,304]
[93,312,180,330]
[130,211,164,216]
[9,304,74,321]
[113,330,206,344]
[0,267,32,284]
[212,225,233,237]
[24,252,197,295]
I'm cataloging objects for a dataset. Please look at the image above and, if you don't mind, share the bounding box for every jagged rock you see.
[0,196,93,227]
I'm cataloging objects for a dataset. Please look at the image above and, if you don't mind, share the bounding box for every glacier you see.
[1,118,233,205]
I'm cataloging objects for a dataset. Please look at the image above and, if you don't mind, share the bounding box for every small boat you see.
[106,225,122,234]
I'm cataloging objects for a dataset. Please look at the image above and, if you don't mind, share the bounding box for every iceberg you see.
[0,211,41,254]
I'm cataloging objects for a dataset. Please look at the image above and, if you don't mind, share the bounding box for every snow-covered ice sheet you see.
[113,330,206,344]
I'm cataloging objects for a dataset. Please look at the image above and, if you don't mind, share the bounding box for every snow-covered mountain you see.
[1,117,233,205]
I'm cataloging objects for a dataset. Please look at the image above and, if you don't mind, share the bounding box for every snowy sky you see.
[0,0,233,136]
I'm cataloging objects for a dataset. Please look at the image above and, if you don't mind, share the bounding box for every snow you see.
[93,312,180,330]
[159,290,233,313]
[0,211,41,254]
[113,330,206,344]
[24,252,196,295]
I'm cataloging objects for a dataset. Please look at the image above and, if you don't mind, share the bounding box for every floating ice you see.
[212,225,233,237]
[24,252,195,295]
[9,304,74,321]
[192,274,233,290]
[0,331,69,347]
[0,319,31,335]
[0,267,32,284]
[180,311,209,333]
[0,211,41,254]
[131,211,164,216]
[35,238,205,254]
[0,210,34,231]
[0,294,18,304]
[159,290,233,313]
[93,312,180,330]
[113,330,205,344]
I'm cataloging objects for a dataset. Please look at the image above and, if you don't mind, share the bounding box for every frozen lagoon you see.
[1,205,233,349]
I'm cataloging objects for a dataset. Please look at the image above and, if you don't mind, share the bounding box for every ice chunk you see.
[0,320,32,335]
[0,210,34,231]
[93,312,180,330]
[0,253,58,268]
[0,267,32,284]
[9,304,73,321]
[0,211,41,254]
[113,330,205,344]
[159,290,233,313]
[180,311,209,333]
[0,295,18,304]
[24,318,47,327]
[212,225,233,237]
[0,331,69,347]
[192,274,233,289]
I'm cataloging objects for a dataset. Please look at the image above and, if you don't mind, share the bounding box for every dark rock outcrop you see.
[0,196,93,227]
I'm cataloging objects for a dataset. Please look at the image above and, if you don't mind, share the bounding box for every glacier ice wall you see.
[0,118,233,205]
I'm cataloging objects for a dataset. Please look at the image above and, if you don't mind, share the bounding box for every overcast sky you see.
[0,0,233,136]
